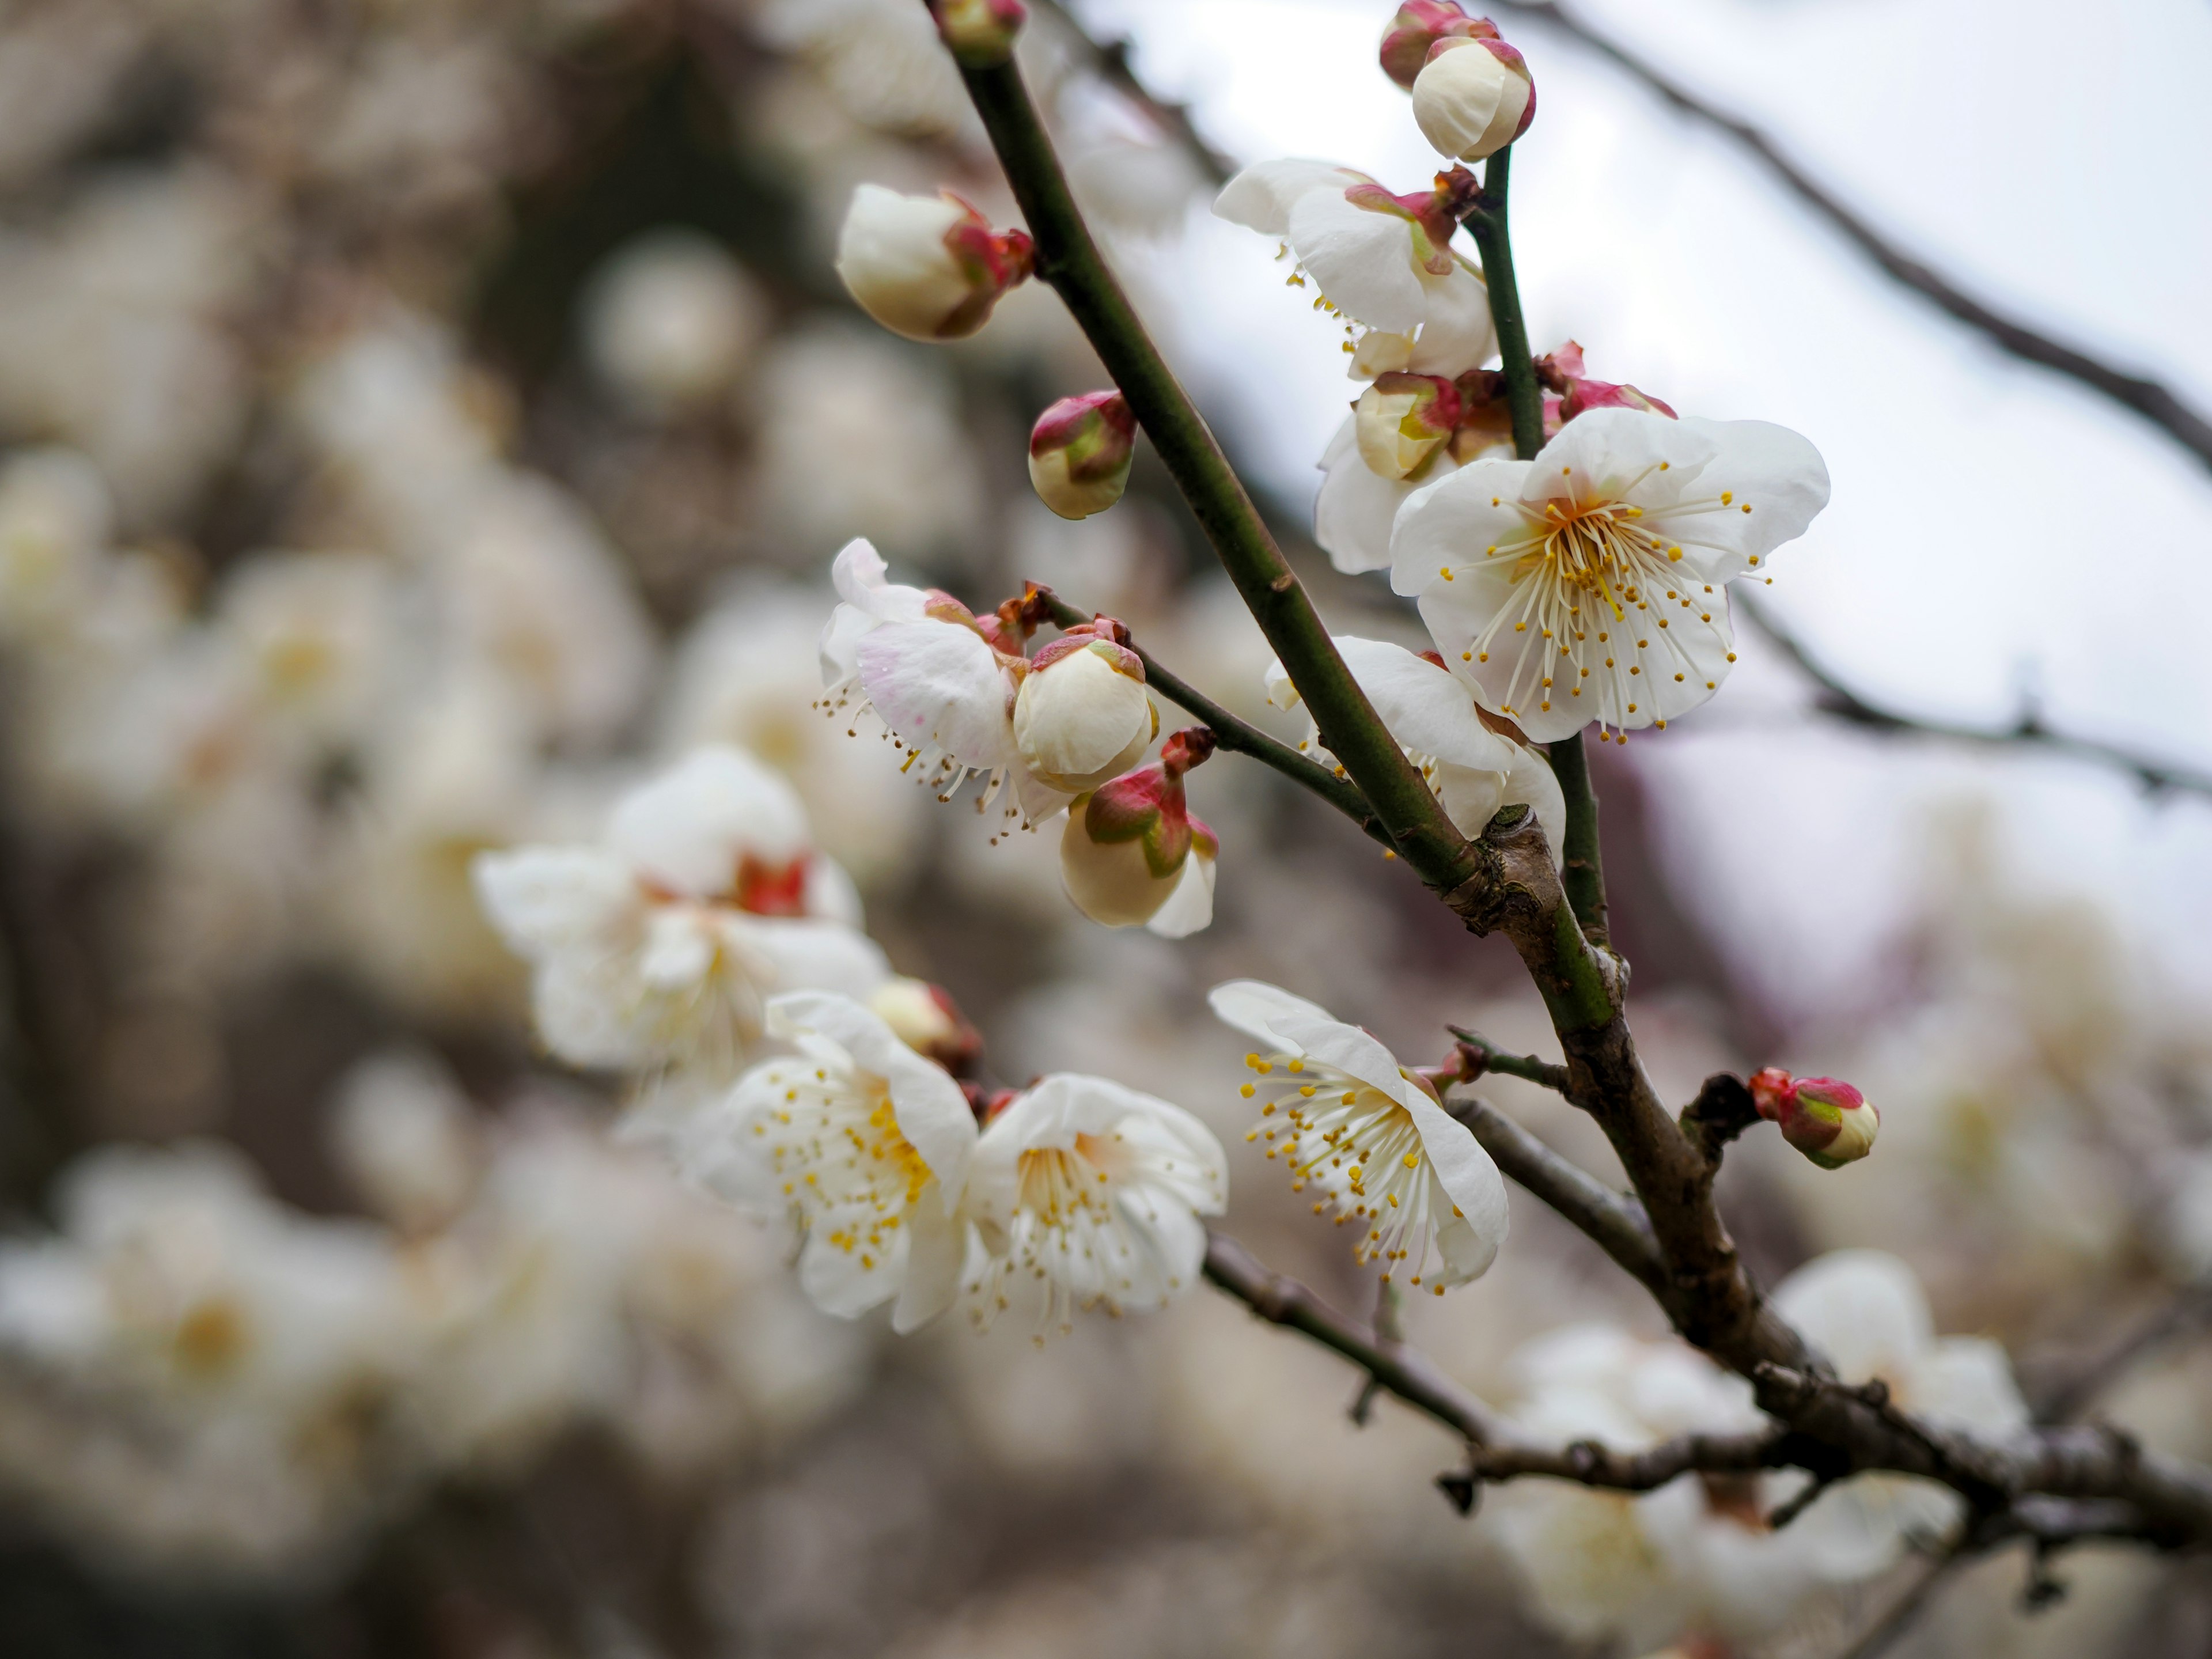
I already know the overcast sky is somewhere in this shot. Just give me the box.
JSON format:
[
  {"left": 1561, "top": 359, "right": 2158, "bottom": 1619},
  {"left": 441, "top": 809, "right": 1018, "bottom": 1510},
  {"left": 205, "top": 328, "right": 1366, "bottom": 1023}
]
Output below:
[{"left": 1082, "top": 0, "right": 2212, "bottom": 1024}]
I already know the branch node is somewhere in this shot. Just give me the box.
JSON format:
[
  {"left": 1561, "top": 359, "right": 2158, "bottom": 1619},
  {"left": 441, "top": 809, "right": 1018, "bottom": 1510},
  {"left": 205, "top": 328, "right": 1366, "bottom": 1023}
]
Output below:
[{"left": 1435, "top": 1467, "right": 1480, "bottom": 1516}]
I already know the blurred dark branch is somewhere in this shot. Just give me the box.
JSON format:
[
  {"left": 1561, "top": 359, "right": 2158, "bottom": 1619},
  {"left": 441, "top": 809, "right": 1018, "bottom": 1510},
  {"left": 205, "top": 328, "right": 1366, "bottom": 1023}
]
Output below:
[
  {"left": 1738, "top": 594, "right": 2212, "bottom": 800},
  {"left": 1024, "top": 585, "right": 1394, "bottom": 847},
  {"left": 2035, "top": 1285, "right": 2212, "bottom": 1425},
  {"left": 1492, "top": 0, "right": 2212, "bottom": 474},
  {"left": 1202, "top": 1232, "right": 1506, "bottom": 1443},
  {"left": 1033, "top": 0, "right": 1234, "bottom": 186}
]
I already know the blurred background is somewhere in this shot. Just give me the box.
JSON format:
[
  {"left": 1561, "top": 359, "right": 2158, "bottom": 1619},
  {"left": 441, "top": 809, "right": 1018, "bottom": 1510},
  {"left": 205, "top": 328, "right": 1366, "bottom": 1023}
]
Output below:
[{"left": 0, "top": 0, "right": 2208, "bottom": 1655}]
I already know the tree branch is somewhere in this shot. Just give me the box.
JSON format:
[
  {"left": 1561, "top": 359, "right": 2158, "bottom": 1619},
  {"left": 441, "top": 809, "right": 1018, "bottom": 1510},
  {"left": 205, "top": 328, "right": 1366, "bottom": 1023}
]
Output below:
[
  {"left": 1025, "top": 584, "right": 1395, "bottom": 847},
  {"left": 1493, "top": 0, "right": 2212, "bottom": 474},
  {"left": 2035, "top": 1285, "right": 2212, "bottom": 1425},
  {"left": 1739, "top": 593, "right": 2212, "bottom": 801},
  {"left": 1543, "top": 731, "right": 1611, "bottom": 948},
  {"left": 1445, "top": 1027, "right": 1574, "bottom": 1096},
  {"left": 948, "top": 43, "right": 1486, "bottom": 900},
  {"left": 1448, "top": 1093, "right": 1665, "bottom": 1294},
  {"left": 1202, "top": 1232, "right": 1505, "bottom": 1444}
]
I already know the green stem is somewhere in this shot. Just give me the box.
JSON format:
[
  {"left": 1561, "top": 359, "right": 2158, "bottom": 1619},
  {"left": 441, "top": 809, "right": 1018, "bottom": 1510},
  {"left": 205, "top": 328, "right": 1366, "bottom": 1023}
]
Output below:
[
  {"left": 1465, "top": 145, "right": 1609, "bottom": 947},
  {"left": 953, "top": 54, "right": 1479, "bottom": 896},
  {"left": 1029, "top": 586, "right": 1395, "bottom": 850}
]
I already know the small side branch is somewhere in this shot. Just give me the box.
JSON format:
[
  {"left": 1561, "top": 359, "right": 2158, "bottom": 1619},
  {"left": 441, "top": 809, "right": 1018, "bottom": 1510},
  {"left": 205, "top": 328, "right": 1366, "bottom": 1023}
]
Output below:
[
  {"left": 1445, "top": 1027, "right": 1573, "bottom": 1096},
  {"left": 1468, "top": 1422, "right": 1786, "bottom": 1494},
  {"left": 1677, "top": 1072, "right": 1760, "bottom": 1169},
  {"left": 2035, "top": 1286, "right": 2212, "bottom": 1424},
  {"left": 1493, "top": 0, "right": 2212, "bottom": 475},
  {"left": 1448, "top": 1095, "right": 1666, "bottom": 1294},
  {"left": 1741, "top": 594, "right": 2212, "bottom": 801},
  {"left": 1202, "top": 1233, "right": 1506, "bottom": 1445},
  {"left": 1026, "top": 585, "right": 1393, "bottom": 847}
]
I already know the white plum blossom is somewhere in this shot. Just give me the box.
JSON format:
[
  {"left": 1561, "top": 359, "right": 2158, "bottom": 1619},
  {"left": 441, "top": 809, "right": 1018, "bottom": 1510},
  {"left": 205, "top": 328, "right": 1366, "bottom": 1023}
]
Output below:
[
  {"left": 1772, "top": 1249, "right": 2031, "bottom": 1579},
  {"left": 817, "top": 536, "right": 1071, "bottom": 830},
  {"left": 1489, "top": 1324, "right": 1829, "bottom": 1650},
  {"left": 686, "top": 991, "right": 978, "bottom": 1332},
  {"left": 1264, "top": 635, "right": 1564, "bottom": 856},
  {"left": 582, "top": 229, "right": 764, "bottom": 412},
  {"left": 0, "top": 444, "right": 109, "bottom": 632},
  {"left": 1391, "top": 406, "right": 1831, "bottom": 740},
  {"left": 472, "top": 745, "right": 888, "bottom": 1106},
  {"left": 963, "top": 1074, "right": 1228, "bottom": 1334},
  {"left": 1209, "top": 979, "right": 1507, "bottom": 1291}
]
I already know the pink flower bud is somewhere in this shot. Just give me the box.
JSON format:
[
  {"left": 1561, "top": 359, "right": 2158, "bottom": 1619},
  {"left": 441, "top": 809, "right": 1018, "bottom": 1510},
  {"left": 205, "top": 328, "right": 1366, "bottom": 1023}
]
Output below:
[
  {"left": 1378, "top": 2, "right": 1498, "bottom": 91},
  {"left": 1027, "top": 390, "right": 1137, "bottom": 520},
  {"left": 1059, "top": 729, "right": 1217, "bottom": 935},
  {"left": 869, "top": 976, "right": 983, "bottom": 1071},
  {"left": 1751, "top": 1067, "right": 1880, "bottom": 1170},
  {"left": 835, "top": 184, "right": 1035, "bottom": 343},
  {"left": 1411, "top": 34, "right": 1535, "bottom": 163},
  {"left": 1354, "top": 371, "right": 1463, "bottom": 480},
  {"left": 930, "top": 0, "right": 1025, "bottom": 66},
  {"left": 1013, "top": 622, "right": 1154, "bottom": 792},
  {"left": 1560, "top": 377, "right": 1677, "bottom": 421}
]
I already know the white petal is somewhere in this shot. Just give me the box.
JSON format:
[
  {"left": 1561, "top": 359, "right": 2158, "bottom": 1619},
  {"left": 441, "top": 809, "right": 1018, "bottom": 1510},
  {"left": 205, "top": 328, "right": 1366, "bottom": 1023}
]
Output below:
[
  {"left": 1335, "top": 635, "right": 1513, "bottom": 771},
  {"left": 1506, "top": 743, "right": 1569, "bottom": 866},
  {"left": 891, "top": 1189, "right": 967, "bottom": 1333},
  {"left": 1522, "top": 407, "right": 1722, "bottom": 512},
  {"left": 1917, "top": 1337, "right": 2029, "bottom": 1436},
  {"left": 764, "top": 990, "right": 974, "bottom": 1194},
  {"left": 1406, "top": 1094, "right": 1509, "bottom": 1281},
  {"left": 1772, "top": 1249, "right": 1934, "bottom": 1382},
  {"left": 1317, "top": 415, "right": 1444, "bottom": 576},
  {"left": 855, "top": 617, "right": 1016, "bottom": 772},
  {"left": 606, "top": 745, "right": 813, "bottom": 898},
  {"left": 1406, "top": 262, "right": 1496, "bottom": 374},
  {"left": 1213, "top": 158, "right": 1367, "bottom": 236},
  {"left": 736, "top": 918, "right": 891, "bottom": 1003},
  {"left": 1145, "top": 843, "right": 1215, "bottom": 938},
  {"left": 1650, "top": 416, "right": 1832, "bottom": 582},
  {"left": 637, "top": 908, "right": 716, "bottom": 990},
  {"left": 1287, "top": 190, "right": 1429, "bottom": 332},
  {"left": 798, "top": 1224, "right": 903, "bottom": 1319},
  {"left": 1388, "top": 456, "right": 1532, "bottom": 598},
  {"left": 1207, "top": 979, "right": 1407, "bottom": 1101},
  {"left": 802, "top": 854, "right": 865, "bottom": 929},
  {"left": 473, "top": 846, "right": 636, "bottom": 956},
  {"left": 830, "top": 536, "right": 929, "bottom": 622}
]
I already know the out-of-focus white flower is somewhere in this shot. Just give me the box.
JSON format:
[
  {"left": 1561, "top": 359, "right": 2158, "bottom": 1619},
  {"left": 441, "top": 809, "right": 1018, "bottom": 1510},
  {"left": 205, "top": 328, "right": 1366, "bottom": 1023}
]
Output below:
[
  {"left": 209, "top": 550, "right": 395, "bottom": 755},
  {"left": 329, "top": 1050, "right": 483, "bottom": 1236},
  {"left": 584, "top": 230, "right": 766, "bottom": 413},
  {"left": 835, "top": 184, "right": 1034, "bottom": 343},
  {"left": 0, "top": 445, "right": 109, "bottom": 633},
  {"left": 472, "top": 745, "right": 889, "bottom": 1100},
  {"left": 1213, "top": 158, "right": 1493, "bottom": 342},
  {"left": 1027, "top": 390, "right": 1137, "bottom": 520},
  {"left": 0, "top": 6, "right": 149, "bottom": 191},
  {"left": 1490, "top": 1324, "right": 1825, "bottom": 1650},
  {"left": 1411, "top": 34, "right": 1535, "bottom": 164},
  {"left": 1059, "top": 728, "right": 1217, "bottom": 937},
  {"left": 1012, "top": 622, "right": 1154, "bottom": 791},
  {"left": 817, "top": 537, "right": 1070, "bottom": 830},
  {"left": 1066, "top": 139, "right": 1205, "bottom": 241},
  {"left": 1391, "top": 407, "right": 1831, "bottom": 740},
  {"left": 1209, "top": 979, "right": 1507, "bottom": 1290},
  {"left": 758, "top": 0, "right": 975, "bottom": 138},
  {"left": 1264, "top": 635, "right": 1563, "bottom": 855},
  {"left": 751, "top": 323, "right": 983, "bottom": 561},
  {"left": 964, "top": 1074, "right": 1226, "bottom": 1332},
  {"left": 1772, "top": 1249, "right": 2031, "bottom": 1578},
  {"left": 2160, "top": 1149, "right": 2212, "bottom": 1282},
  {"left": 687, "top": 991, "right": 978, "bottom": 1332},
  {"left": 661, "top": 581, "right": 928, "bottom": 884}
]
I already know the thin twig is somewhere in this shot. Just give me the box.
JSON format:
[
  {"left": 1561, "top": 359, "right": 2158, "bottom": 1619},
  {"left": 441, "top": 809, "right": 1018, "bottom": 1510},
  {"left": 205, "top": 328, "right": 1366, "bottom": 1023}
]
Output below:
[
  {"left": 1025, "top": 584, "right": 1395, "bottom": 847},
  {"left": 2036, "top": 1285, "right": 2212, "bottom": 1425},
  {"left": 1493, "top": 0, "right": 2212, "bottom": 474},
  {"left": 1738, "top": 593, "right": 2212, "bottom": 800},
  {"left": 1202, "top": 1232, "right": 1505, "bottom": 1444},
  {"left": 1833, "top": 1541, "right": 1972, "bottom": 1659},
  {"left": 1447, "top": 1094, "right": 1665, "bottom": 1294},
  {"left": 1445, "top": 1027, "right": 1573, "bottom": 1096}
]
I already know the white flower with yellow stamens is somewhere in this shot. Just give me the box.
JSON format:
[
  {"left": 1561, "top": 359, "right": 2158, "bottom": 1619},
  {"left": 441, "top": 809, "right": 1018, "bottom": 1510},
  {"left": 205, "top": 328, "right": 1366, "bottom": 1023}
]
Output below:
[
  {"left": 1389, "top": 407, "right": 1829, "bottom": 741},
  {"left": 684, "top": 991, "right": 976, "bottom": 1333},
  {"left": 1207, "top": 979, "right": 1508, "bottom": 1292},
  {"left": 963, "top": 1074, "right": 1226, "bottom": 1335}
]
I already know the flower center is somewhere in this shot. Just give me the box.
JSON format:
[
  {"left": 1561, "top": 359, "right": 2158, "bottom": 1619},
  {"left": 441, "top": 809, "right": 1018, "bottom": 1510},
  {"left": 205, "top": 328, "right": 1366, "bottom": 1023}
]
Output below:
[{"left": 1536, "top": 499, "right": 1668, "bottom": 616}]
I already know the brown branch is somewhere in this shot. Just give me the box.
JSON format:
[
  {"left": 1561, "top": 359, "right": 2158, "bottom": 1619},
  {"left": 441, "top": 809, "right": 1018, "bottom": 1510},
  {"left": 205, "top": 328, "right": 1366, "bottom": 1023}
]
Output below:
[
  {"left": 1677, "top": 1071, "right": 1760, "bottom": 1169},
  {"left": 1202, "top": 1232, "right": 1505, "bottom": 1444},
  {"left": 1493, "top": 0, "right": 2212, "bottom": 474},
  {"left": 1740, "top": 593, "right": 2212, "bottom": 801},
  {"left": 1445, "top": 1027, "right": 1573, "bottom": 1096},
  {"left": 1448, "top": 1094, "right": 1664, "bottom": 1295}
]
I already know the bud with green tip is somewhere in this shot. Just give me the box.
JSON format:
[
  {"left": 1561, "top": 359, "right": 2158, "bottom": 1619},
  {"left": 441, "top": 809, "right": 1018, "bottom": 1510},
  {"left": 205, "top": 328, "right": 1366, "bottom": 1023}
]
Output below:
[
  {"left": 1354, "top": 371, "right": 1463, "bottom": 480},
  {"left": 1060, "top": 728, "right": 1218, "bottom": 937},
  {"left": 1751, "top": 1067, "right": 1879, "bottom": 1169},
  {"left": 931, "top": 0, "right": 1026, "bottom": 66},
  {"left": 1027, "top": 390, "right": 1137, "bottom": 520}
]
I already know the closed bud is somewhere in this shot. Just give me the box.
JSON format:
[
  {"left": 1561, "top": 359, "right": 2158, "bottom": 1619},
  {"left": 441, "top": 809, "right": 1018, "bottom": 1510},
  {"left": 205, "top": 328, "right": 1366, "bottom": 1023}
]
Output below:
[
  {"left": 869, "top": 976, "right": 984, "bottom": 1071},
  {"left": 931, "top": 0, "right": 1026, "bottom": 65},
  {"left": 1013, "top": 623, "right": 1155, "bottom": 792},
  {"left": 1411, "top": 35, "right": 1535, "bottom": 163},
  {"left": 1060, "top": 729, "right": 1218, "bottom": 935},
  {"left": 1751, "top": 1067, "right": 1880, "bottom": 1170},
  {"left": 1028, "top": 391, "right": 1137, "bottom": 519},
  {"left": 835, "top": 184, "right": 1035, "bottom": 343},
  {"left": 1354, "top": 371, "right": 1463, "bottom": 480},
  {"left": 1379, "top": 2, "right": 1496, "bottom": 90},
  {"left": 1560, "top": 376, "right": 1677, "bottom": 422}
]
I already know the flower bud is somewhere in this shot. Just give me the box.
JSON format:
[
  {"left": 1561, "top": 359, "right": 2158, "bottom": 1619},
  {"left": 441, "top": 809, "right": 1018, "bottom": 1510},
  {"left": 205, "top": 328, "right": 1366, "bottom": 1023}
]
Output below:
[
  {"left": 1411, "top": 35, "right": 1535, "bottom": 164},
  {"left": 1060, "top": 729, "right": 1218, "bottom": 934},
  {"left": 1379, "top": 2, "right": 1495, "bottom": 90},
  {"left": 835, "top": 184, "right": 1035, "bottom": 343},
  {"left": 1751, "top": 1067, "right": 1880, "bottom": 1170},
  {"left": 1354, "top": 372, "right": 1462, "bottom": 480},
  {"left": 1027, "top": 391, "right": 1137, "bottom": 520},
  {"left": 869, "top": 976, "right": 984, "bottom": 1071},
  {"left": 1559, "top": 377, "right": 1677, "bottom": 422},
  {"left": 931, "top": 0, "right": 1025, "bottom": 65},
  {"left": 1013, "top": 624, "right": 1156, "bottom": 792}
]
